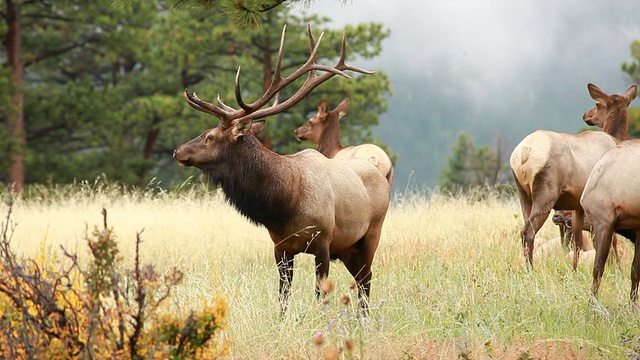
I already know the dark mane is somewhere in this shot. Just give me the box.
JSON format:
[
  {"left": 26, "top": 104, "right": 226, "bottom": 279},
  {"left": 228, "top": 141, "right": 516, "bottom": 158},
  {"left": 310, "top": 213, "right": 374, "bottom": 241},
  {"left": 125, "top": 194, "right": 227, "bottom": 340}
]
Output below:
[{"left": 205, "top": 134, "right": 299, "bottom": 230}]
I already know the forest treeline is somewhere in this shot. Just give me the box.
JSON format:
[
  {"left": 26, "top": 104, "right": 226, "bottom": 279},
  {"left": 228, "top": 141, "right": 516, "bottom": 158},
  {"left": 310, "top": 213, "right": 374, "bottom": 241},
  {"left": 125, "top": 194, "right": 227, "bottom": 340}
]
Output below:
[
  {"left": 2, "top": 0, "right": 640, "bottom": 193},
  {"left": 0, "top": 0, "right": 391, "bottom": 191}
]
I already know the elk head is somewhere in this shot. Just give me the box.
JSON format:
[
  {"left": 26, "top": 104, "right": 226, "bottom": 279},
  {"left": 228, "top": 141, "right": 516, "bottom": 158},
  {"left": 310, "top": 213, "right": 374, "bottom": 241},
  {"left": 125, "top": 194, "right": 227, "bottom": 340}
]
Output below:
[
  {"left": 173, "top": 25, "right": 373, "bottom": 175},
  {"left": 294, "top": 98, "right": 349, "bottom": 142},
  {"left": 583, "top": 83, "right": 637, "bottom": 140}
]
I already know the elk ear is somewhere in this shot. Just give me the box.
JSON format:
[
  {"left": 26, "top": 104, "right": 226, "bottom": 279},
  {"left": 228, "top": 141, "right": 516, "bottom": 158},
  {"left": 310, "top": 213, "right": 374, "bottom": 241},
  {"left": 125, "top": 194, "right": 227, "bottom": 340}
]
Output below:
[
  {"left": 587, "top": 83, "right": 608, "bottom": 102},
  {"left": 317, "top": 99, "right": 329, "bottom": 119},
  {"left": 625, "top": 84, "right": 638, "bottom": 102},
  {"left": 231, "top": 118, "right": 253, "bottom": 140},
  {"left": 250, "top": 120, "right": 266, "bottom": 136},
  {"left": 335, "top": 98, "right": 350, "bottom": 120}
]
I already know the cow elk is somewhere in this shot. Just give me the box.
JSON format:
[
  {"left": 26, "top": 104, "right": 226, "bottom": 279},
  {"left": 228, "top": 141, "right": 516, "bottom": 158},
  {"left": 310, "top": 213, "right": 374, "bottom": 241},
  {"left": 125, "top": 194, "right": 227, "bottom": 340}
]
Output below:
[
  {"left": 510, "top": 83, "right": 637, "bottom": 270},
  {"left": 173, "top": 25, "right": 390, "bottom": 315},
  {"left": 294, "top": 98, "right": 394, "bottom": 186},
  {"left": 581, "top": 139, "right": 640, "bottom": 304}
]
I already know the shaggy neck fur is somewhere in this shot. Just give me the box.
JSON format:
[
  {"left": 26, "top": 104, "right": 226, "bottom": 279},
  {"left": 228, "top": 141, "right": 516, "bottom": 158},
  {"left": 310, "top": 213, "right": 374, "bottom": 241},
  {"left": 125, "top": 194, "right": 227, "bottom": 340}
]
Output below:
[
  {"left": 206, "top": 134, "right": 299, "bottom": 230},
  {"left": 316, "top": 121, "right": 343, "bottom": 158}
]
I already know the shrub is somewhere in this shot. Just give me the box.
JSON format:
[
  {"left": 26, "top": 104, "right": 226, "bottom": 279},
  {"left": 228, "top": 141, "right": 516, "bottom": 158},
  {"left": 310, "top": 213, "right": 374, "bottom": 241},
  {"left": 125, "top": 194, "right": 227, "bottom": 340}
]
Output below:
[{"left": 0, "top": 193, "right": 228, "bottom": 359}]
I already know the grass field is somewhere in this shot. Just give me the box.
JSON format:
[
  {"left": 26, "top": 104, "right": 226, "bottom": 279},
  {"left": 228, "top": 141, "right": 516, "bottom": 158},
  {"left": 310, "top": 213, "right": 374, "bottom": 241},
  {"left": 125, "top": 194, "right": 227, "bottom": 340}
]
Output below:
[{"left": 4, "top": 183, "right": 640, "bottom": 359}]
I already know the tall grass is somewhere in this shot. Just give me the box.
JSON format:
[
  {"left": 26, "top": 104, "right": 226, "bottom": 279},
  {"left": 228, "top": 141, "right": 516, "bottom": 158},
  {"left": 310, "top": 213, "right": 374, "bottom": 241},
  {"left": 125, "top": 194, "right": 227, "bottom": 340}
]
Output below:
[{"left": 4, "top": 183, "right": 639, "bottom": 359}]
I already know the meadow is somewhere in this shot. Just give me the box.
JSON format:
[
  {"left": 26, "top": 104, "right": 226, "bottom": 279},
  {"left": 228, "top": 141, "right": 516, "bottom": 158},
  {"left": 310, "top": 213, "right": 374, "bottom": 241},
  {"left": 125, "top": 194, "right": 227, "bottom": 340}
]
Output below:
[{"left": 3, "top": 182, "right": 640, "bottom": 359}]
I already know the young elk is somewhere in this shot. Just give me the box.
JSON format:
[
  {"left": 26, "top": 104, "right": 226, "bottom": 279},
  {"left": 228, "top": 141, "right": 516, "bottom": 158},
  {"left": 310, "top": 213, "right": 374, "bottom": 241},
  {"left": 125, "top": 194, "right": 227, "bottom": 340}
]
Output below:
[
  {"left": 551, "top": 210, "right": 624, "bottom": 269},
  {"left": 294, "top": 98, "right": 394, "bottom": 186},
  {"left": 581, "top": 140, "right": 640, "bottom": 304},
  {"left": 173, "top": 26, "right": 390, "bottom": 315},
  {"left": 551, "top": 210, "right": 576, "bottom": 251},
  {"left": 510, "top": 83, "right": 637, "bottom": 270}
]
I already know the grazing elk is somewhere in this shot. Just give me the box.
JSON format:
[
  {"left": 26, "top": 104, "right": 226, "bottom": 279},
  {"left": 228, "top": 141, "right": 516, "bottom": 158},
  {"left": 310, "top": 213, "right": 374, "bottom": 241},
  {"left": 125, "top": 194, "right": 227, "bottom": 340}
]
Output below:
[
  {"left": 551, "top": 210, "right": 576, "bottom": 251},
  {"left": 294, "top": 98, "right": 394, "bottom": 186},
  {"left": 581, "top": 140, "right": 640, "bottom": 304},
  {"left": 510, "top": 83, "right": 637, "bottom": 269},
  {"left": 173, "top": 25, "right": 390, "bottom": 315},
  {"left": 551, "top": 210, "right": 624, "bottom": 269}
]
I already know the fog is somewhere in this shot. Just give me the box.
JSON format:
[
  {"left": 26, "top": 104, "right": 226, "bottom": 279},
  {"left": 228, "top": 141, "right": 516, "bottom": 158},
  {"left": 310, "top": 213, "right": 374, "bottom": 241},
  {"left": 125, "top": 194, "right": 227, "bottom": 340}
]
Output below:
[{"left": 294, "top": 0, "right": 640, "bottom": 190}]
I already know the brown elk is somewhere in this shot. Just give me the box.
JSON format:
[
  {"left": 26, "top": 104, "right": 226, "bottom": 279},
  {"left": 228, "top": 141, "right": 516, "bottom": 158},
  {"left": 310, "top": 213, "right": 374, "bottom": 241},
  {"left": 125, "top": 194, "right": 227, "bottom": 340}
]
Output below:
[
  {"left": 173, "top": 26, "right": 390, "bottom": 315},
  {"left": 581, "top": 140, "right": 640, "bottom": 303},
  {"left": 294, "top": 98, "right": 394, "bottom": 186},
  {"left": 510, "top": 83, "right": 637, "bottom": 270},
  {"left": 551, "top": 209, "right": 625, "bottom": 269},
  {"left": 551, "top": 210, "right": 574, "bottom": 250}
]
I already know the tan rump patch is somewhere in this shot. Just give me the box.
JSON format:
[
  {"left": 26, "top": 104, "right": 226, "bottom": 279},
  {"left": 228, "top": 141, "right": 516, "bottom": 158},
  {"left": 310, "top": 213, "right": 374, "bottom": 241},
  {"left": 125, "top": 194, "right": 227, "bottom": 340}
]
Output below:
[{"left": 510, "top": 131, "right": 552, "bottom": 188}]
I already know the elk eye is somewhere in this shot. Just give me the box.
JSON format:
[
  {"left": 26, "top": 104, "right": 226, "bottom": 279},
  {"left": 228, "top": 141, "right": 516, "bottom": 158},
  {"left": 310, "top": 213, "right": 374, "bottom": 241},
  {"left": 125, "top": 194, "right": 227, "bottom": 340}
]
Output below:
[{"left": 206, "top": 134, "right": 214, "bottom": 142}]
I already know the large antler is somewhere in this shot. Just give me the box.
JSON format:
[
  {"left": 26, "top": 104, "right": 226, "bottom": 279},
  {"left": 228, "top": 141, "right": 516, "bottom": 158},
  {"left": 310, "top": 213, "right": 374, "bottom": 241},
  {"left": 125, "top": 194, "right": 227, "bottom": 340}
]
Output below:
[{"left": 184, "top": 24, "right": 374, "bottom": 125}]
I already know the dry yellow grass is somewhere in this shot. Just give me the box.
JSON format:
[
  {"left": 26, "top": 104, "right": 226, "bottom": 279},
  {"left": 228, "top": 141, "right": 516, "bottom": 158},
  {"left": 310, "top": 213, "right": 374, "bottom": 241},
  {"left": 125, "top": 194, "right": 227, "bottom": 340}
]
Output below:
[{"left": 3, "top": 186, "right": 638, "bottom": 359}]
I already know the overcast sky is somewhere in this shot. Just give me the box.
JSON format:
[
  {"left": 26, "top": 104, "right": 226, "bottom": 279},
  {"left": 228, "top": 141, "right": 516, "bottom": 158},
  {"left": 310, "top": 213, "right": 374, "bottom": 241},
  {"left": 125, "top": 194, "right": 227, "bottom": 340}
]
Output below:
[
  {"left": 296, "top": 0, "right": 639, "bottom": 89},
  {"left": 293, "top": 0, "right": 640, "bottom": 189}
]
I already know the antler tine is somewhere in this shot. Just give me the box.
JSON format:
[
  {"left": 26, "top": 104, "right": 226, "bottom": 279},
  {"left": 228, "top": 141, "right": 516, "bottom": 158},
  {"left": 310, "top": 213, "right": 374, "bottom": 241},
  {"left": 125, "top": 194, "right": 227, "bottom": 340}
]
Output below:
[
  {"left": 235, "top": 25, "right": 288, "bottom": 114},
  {"left": 216, "top": 94, "right": 235, "bottom": 111},
  {"left": 272, "top": 24, "right": 287, "bottom": 87},
  {"left": 336, "top": 33, "right": 376, "bottom": 75},
  {"left": 184, "top": 89, "right": 235, "bottom": 122},
  {"left": 228, "top": 25, "right": 374, "bottom": 123},
  {"left": 307, "top": 24, "right": 316, "bottom": 54},
  {"left": 234, "top": 66, "right": 251, "bottom": 112}
]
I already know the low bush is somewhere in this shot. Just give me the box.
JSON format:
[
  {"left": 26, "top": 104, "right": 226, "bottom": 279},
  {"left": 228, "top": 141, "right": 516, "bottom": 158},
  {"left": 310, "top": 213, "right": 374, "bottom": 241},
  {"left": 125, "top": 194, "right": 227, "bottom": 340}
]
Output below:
[{"left": 0, "top": 192, "right": 228, "bottom": 359}]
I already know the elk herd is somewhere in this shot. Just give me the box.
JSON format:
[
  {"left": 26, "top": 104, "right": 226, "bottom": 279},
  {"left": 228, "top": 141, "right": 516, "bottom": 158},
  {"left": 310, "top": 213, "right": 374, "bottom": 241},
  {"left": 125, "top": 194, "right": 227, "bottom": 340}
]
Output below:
[
  {"left": 511, "top": 82, "right": 639, "bottom": 303},
  {"left": 173, "top": 25, "right": 640, "bottom": 314}
]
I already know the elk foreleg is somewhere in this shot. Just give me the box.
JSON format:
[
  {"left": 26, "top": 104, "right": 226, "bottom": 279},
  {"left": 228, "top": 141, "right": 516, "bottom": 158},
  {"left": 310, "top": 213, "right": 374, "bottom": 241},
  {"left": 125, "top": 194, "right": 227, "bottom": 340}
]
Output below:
[
  {"left": 591, "top": 224, "right": 614, "bottom": 299},
  {"left": 274, "top": 249, "right": 295, "bottom": 316},
  {"left": 612, "top": 235, "right": 623, "bottom": 273},
  {"left": 559, "top": 224, "right": 571, "bottom": 251},
  {"left": 571, "top": 209, "right": 586, "bottom": 271}
]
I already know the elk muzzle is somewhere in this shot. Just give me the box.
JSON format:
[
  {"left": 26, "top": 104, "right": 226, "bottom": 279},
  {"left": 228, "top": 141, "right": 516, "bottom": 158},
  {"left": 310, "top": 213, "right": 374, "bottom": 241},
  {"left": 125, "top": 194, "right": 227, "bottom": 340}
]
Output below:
[
  {"left": 551, "top": 212, "right": 565, "bottom": 225},
  {"left": 173, "top": 146, "right": 193, "bottom": 167},
  {"left": 294, "top": 127, "right": 307, "bottom": 141},
  {"left": 294, "top": 120, "right": 319, "bottom": 142},
  {"left": 583, "top": 108, "right": 596, "bottom": 126}
]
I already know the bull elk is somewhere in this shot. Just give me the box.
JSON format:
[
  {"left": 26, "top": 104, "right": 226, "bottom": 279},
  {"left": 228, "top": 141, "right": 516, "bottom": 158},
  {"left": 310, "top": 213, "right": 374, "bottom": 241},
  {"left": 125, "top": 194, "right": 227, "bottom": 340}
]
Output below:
[
  {"left": 173, "top": 25, "right": 390, "bottom": 315},
  {"left": 510, "top": 83, "right": 637, "bottom": 269},
  {"left": 294, "top": 98, "right": 394, "bottom": 186}
]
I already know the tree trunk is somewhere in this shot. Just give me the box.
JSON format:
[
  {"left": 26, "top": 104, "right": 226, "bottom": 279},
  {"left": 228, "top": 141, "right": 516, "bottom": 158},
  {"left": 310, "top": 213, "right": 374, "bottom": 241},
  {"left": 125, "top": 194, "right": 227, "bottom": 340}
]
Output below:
[
  {"left": 138, "top": 117, "right": 160, "bottom": 182},
  {"left": 5, "top": 0, "right": 25, "bottom": 192}
]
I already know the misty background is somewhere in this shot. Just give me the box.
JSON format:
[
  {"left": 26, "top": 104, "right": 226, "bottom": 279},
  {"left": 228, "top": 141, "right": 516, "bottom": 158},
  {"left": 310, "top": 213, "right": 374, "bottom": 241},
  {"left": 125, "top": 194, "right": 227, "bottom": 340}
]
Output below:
[{"left": 293, "top": 0, "right": 640, "bottom": 192}]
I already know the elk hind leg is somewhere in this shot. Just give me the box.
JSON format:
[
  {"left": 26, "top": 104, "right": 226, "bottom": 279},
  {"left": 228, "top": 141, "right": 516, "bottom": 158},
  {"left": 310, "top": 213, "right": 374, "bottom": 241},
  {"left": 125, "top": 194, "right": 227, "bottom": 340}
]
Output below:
[
  {"left": 343, "top": 230, "right": 381, "bottom": 315},
  {"left": 274, "top": 249, "right": 295, "bottom": 316},
  {"left": 591, "top": 224, "right": 615, "bottom": 299},
  {"left": 342, "top": 251, "right": 372, "bottom": 310},
  {"left": 314, "top": 243, "right": 331, "bottom": 301},
  {"left": 630, "top": 230, "right": 640, "bottom": 305},
  {"left": 521, "top": 201, "right": 553, "bottom": 268}
]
